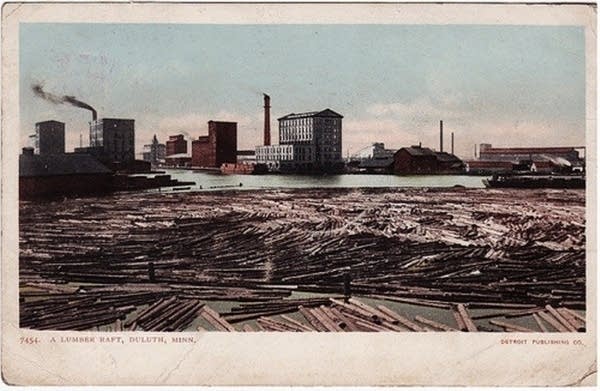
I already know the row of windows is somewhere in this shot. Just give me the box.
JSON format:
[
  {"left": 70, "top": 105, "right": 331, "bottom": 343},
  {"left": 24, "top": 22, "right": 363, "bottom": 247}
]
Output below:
[
  {"left": 281, "top": 129, "right": 313, "bottom": 142},
  {"left": 282, "top": 118, "right": 313, "bottom": 127}
]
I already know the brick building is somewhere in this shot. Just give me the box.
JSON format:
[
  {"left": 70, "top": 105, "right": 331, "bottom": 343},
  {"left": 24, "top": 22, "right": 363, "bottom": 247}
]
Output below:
[
  {"left": 393, "top": 146, "right": 464, "bottom": 175},
  {"left": 166, "top": 134, "right": 188, "bottom": 156},
  {"left": 191, "top": 121, "right": 237, "bottom": 168}
]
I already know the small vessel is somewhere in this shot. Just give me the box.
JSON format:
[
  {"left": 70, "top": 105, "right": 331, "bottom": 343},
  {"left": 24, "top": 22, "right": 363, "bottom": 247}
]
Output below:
[{"left": 483, "top": 174, "right": 585, "bottom": 189}]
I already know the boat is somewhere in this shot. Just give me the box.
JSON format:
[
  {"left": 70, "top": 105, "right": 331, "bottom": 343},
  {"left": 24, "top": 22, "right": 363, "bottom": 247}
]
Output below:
[{"left": 483, "top": 174, "right": 585, "bottom": 189}]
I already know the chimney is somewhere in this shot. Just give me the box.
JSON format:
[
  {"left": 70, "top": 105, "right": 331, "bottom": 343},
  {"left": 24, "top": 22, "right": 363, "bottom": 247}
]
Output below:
[
  {"left": 451, "top": 132, "right": 454, "bottom": 155},
  {"left": 263, "top": 93, "right": 271, "bottom": 146},
  {"left": 439, "top": 120, "right": 444, "bottom": 152}
]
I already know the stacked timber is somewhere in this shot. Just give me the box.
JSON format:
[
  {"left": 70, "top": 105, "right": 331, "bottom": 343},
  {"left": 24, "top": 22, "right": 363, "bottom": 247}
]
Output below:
[{"left": 19, "top": 187, "right": 586, "bottom": 331}]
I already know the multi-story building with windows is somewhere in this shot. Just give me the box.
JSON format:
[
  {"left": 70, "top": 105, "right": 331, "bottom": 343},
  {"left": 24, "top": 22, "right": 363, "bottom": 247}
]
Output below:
[
  {"left": 89, "top": 118, "right": 135, "bottom": 163},
  {"left": 191, "top": 121, "right": 237, "bottom": 168},
  {"left": 166, "top": 134, "right": 188, "bottom": 156},
  {"left": 142, "top": 135, "right": 166, "bottom": 165},
  {"left": 256, "top": 108, "right": 343, "bottom": 173}
]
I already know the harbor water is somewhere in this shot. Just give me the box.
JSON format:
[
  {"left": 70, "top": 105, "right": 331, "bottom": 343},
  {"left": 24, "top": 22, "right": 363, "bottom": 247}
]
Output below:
[{"left": 152, "top": 169, "right": 488, "bottom": 191}]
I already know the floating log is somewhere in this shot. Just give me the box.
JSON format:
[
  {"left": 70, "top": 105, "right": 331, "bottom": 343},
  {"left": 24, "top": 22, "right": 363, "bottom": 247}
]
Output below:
[
  {"left": 414, "top": 316, "right": 458, "bottom": 332},
  {"left": 489, "top": 320, "right": 536, "bottom": 332},
  {"left": 456, "top": 304, "right": 478, "bottom": 332}
]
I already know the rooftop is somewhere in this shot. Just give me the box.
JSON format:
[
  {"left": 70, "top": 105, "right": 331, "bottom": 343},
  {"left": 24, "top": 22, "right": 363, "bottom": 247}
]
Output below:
[
  {"left": 278, "top": 108, "right": 343, "bottom": 121},
  {"left": 482, "top": 147, "right": 577, "bottom": 154},
  {"left": 35, "top": 120, "right": 64, "bottom": 126}
]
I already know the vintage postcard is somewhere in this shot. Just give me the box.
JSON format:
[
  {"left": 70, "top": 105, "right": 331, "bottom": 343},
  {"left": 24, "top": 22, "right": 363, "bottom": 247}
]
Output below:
[{"left": 1, "top": 1, "right": 596, "bottom": 386}]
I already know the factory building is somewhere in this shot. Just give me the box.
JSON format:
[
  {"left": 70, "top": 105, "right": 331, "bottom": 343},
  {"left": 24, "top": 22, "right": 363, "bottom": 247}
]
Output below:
[
  {"left": 166, "top": 134, "right": 188, "bottom": 156},
  {"left": 351, "top": 142, "right": 396, "bottom": 161},
  {"left": 19, "top": 147, "right": 113, "bottom": 199},
  {"left": 393, "top": 146, "right": 464, "bottom": 175},
  {"left": 466, "top": 143, "right": 584, "bottom": 174},
  {"left": 191, "top": 121, "right": 237, "bottom": 168},
  {"left": 89, "top": 118, "right": 135, "bottom": 163},
  {"left": 32, "top": 120, "right": 65, "bottom": 155},
  {"left": 256, "top": 107, "right": 344, "bottom": 173},
  {"left": 478, "top": 144, "right": 582, "bottom": 164},
  {"left": 348, "top": 142, "right": 397, "bottom": 173},
  {"left": 142, "top": 135, "right": 166, "bottom": 165}
]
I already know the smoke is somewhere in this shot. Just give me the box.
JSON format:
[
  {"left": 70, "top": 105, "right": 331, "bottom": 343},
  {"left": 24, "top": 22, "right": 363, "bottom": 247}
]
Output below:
[{"left": 32, "top": 84, "right": 97, "bottom": 120}]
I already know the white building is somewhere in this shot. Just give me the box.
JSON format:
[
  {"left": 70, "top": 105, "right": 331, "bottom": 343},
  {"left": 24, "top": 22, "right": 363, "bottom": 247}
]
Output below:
[
  {"left": 351, "top": 142, "right": 396, "bottom": 161},
  {"left": 256, "top": 108, "right": 343, "bottom": 172}
]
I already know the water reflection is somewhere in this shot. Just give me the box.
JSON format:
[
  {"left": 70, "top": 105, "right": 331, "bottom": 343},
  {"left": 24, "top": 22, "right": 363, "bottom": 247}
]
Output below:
[{"left": 154, "top": 169, "right": 487, "bottom": 191}]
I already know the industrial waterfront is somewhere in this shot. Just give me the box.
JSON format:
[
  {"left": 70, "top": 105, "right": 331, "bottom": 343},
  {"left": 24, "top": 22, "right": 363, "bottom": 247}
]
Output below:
[{"left": 18, "top": 27, "right": 587, "bottom": 334}]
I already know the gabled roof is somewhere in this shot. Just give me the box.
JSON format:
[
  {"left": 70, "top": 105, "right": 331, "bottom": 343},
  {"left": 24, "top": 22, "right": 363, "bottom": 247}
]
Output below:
[
  {"left": 20, "top": 153, "right": 112, "bottom": 177},
  {"left": 35, "top": 120, "right": 64, "bottom": 126},
  {"left": 435, "top": 152, "right": 462, "bottom": 162},
  {"left": 398, "top": 146, "right": 437, "bottom": 157},
  {"left": 396, "top": 147, "right": 463, "bottom": 163},
  {"left": 278, "top": 108, "right": 343, "bottom": 121}
]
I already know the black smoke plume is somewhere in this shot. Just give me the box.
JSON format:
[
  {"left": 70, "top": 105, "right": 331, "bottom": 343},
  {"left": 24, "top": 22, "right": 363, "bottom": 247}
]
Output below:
[{"left": 32, "top": 84, "right": 97, "bottom": 120}]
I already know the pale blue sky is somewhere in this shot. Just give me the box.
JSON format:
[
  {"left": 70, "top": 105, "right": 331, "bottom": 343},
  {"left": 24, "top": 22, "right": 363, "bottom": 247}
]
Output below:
[{"left": 20, "top": 23, "right": 585, "bottom": 158}]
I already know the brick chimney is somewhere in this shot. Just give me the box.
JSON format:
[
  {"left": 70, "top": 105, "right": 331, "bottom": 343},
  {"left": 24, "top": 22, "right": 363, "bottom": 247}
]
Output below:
[{"left": 263, "top": 93, "right": 271, "bottom": 146}]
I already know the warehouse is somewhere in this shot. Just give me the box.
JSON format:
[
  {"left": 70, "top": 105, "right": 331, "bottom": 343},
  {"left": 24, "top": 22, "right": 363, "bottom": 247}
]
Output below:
[
  {"left": 166, "top": 134, "right": 188, "bottom": 156},
  {"left": 393, "top": 146, "right": 464, "bottom": 175},
  {"left": 478, "top": 144, "right": 583, "bottom": 164},
  {"left": 191, "top": 121, "right": 237, "bottom": 168}
]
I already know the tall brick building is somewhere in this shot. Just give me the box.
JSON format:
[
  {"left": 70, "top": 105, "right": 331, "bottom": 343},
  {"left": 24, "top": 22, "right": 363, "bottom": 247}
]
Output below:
[
  {"left": 191, "top": 121, "right": 237, "bottom": 168},
  {"left": 166, "top": 134, "right": 187, "bottom": 156}
]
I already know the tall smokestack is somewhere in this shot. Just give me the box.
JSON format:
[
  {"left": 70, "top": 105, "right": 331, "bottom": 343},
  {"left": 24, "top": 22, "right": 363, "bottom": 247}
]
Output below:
[
  {"left": 263, "top": 93, "right": 271, "bottom": 146},
  {"left": 451, "top": 132, "right": 454, "bottom": 155},
  {"left": 439, "top": 120, "right": 444, "bottom": 152}
]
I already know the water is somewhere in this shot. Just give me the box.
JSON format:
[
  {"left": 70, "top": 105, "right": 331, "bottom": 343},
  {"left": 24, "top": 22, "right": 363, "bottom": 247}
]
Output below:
[{"left": 154, "top": 169, "right": 488, "bottom": 191}]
